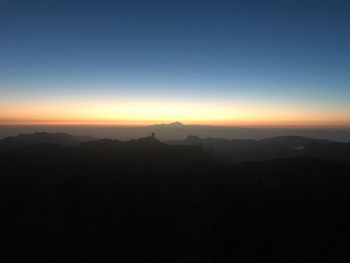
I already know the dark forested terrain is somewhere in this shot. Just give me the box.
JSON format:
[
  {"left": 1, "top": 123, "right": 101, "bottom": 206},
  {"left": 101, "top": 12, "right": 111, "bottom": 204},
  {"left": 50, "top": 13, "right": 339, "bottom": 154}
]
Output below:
[{"left": 1, "top": 133, "right": 350, "bottom": 262}]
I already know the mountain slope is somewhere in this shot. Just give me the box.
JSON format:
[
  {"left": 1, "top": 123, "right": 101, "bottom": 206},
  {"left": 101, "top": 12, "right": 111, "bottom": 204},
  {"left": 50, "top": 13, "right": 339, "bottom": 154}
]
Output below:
[
  {"left": 1, "top": 137, "right": 350, "bottom": 262},
  {"left": 166, "top": 135, "right": 350, "bottom": 162},
  {"left": 0, "top": 132, "right": 94, "bottom": 151}
]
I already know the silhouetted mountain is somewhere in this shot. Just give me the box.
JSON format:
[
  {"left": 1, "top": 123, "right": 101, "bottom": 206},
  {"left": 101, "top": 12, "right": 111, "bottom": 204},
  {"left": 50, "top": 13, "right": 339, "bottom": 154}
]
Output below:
[
  {"left": 167, "top": 135, "right": 350, "bottom": 162},
  {"left": 0, "top": 132, "right": 94, "bottom": 151},
  {"left": 152, "top": 121, "right": 184, "bottom": 127},
  {"left": 2, "top": 123, "right": 350, "bottom": 141},
  {"left": 74, "top": 135, "right": 208, "bottom": 165},
  {"left": 260, "top": 135, "right": 331, "bottom": 146},
  {"left": 1, "top": 133, "right": 350, "bottom": 262}
]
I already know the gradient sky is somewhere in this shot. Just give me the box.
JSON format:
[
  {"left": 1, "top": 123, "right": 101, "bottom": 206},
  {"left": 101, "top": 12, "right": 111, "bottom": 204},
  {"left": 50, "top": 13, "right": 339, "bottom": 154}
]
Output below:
[{"left": 1, "top": 0, "right": 350, "bottom": 126}]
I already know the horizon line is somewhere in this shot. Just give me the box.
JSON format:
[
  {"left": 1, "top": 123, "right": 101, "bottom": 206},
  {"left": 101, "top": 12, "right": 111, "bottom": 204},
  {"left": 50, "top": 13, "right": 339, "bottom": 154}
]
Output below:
[{"left": 1, "top": 121, "right": 350, "bottom": 129}]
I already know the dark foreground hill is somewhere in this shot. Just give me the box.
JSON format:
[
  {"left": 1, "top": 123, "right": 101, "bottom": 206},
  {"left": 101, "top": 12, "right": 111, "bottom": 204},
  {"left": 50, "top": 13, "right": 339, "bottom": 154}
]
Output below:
[
  {"left": 0, "top": 132, "right": 94, "bottom": 151},
  {"left": 2, "top": 132, "right": 350, "bottom": 163},
  {"left": 1, "top": 135, "right": 350, "bottom": 262},
  {"left": 2, "top": 123, "right": 350, "bottom": 142},
  {"left": 167, "top": 135, "right": 350, "bottom": 162}
]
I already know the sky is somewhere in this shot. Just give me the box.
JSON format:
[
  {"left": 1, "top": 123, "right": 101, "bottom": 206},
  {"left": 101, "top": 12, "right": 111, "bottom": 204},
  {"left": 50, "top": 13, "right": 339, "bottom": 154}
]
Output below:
[{"left": 1, "top": 0, "right": 350, "bottom": 127}]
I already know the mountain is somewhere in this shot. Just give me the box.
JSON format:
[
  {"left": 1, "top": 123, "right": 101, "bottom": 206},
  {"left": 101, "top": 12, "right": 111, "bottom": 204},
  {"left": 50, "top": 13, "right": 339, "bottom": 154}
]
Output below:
[
  {"left": 0, "top": 134, "right": 208, "bottom": 166},
  {"left": 2, "top": 123, "right": 350, "bottom": 141},
  {"left": 2, "top": 132, "right": 349, "bottom": 163},
  {"left": 77, "top": 135, "right": 208, "bottom": 165},
  {"left": 260, "top": 135, "right": 331, "bottom": 147},
  {"left": 0, "top": 132, "right": 94, "bottom": 151},
  {"left": 147, "top": 123, "right": 350, "bottom": 142},
  {"left": 166, "top": 135, "right": 350, "bottom": 162},
  {"left": 152, "top": 121, "right": 184, "bottom": 127},
  {"left": 1, "top": 135, "right": 350, "bottom": 262}
]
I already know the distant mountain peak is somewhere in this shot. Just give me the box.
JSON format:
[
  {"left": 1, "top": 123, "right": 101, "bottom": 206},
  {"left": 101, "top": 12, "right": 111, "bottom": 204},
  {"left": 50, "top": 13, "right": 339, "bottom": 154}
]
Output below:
[
  {"left": 167, "top": 121, "right": 184, "bottom": 126},
  {"left": 151, "top": 121, "right": 185, "bottom": 127}
]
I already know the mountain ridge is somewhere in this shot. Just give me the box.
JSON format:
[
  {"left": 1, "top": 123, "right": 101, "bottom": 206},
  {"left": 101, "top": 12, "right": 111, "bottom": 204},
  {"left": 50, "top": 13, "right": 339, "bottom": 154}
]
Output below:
[
  {"left": 166, "top": 135, "right": 350, "bottom": 162},
  {"left": 1, "top": 132, "right": 349, "bottom": 162}
]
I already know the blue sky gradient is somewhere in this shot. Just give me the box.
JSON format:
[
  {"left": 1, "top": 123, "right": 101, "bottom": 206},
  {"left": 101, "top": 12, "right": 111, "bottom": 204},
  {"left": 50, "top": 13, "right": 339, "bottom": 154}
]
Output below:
[{"left": 1, "top": 0, "right": 350, "bottom": 125}]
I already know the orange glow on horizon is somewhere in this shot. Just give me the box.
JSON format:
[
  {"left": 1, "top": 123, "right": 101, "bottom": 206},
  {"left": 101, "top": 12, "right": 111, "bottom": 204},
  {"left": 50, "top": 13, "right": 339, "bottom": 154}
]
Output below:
[
  {"left": 1, "top": 119, "right": 350, "bottom": 128},
  {"left": 1, "top": 99, "right": 350, "bottom": 128}
]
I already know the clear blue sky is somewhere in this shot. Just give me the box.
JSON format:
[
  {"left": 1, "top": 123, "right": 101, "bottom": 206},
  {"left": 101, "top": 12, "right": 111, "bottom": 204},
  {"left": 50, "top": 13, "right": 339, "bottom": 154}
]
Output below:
[{"left": 1, "top": 0, "right": 350, "bottom": 126}]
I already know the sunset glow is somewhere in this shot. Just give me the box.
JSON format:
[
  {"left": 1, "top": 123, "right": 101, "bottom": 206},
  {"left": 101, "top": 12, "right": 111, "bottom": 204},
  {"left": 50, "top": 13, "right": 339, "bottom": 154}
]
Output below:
[
  {"left": 1, "top": 1, "right": 350, "bottom": 129},
  {"left": 1, "top": 99, "right": 350, "bottom": 127}
]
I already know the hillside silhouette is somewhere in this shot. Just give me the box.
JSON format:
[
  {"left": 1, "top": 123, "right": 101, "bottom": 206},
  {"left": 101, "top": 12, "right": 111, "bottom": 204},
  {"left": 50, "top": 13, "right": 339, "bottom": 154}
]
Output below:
[
  {"left": 1, "top": 133, "right": 350, "bottom": 262},
  {"left": 0, "top": 132, "right": 94, "bottom": 151},
  {"left": 3, "top": 123, "right": 350, "bottom": 142},
  {"left": 167, "top": 135, "right": 350, "bottom": 162},
  {"left": 2, "top": 132, "right": 350, "bottom": 162}
]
